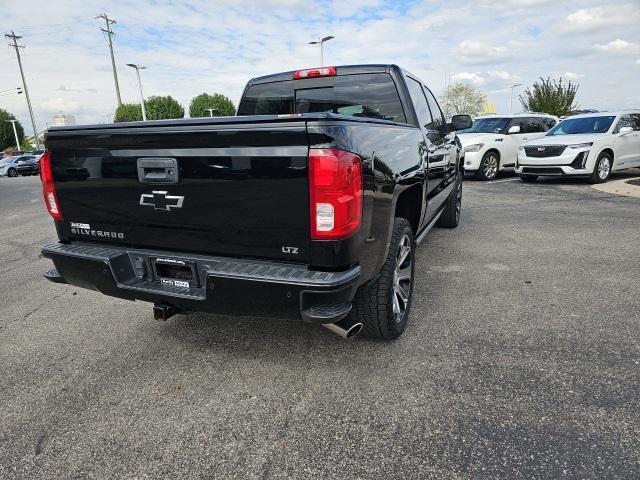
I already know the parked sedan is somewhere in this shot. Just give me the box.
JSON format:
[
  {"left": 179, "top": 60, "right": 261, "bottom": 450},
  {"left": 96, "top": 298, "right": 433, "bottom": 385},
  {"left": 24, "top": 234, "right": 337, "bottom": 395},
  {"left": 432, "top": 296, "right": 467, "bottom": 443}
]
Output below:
[
  {"left": 0, "top": 156, "right": 26, "bottom": 177},
  {"left": 16, "top": 155, "right": 40, "bottom": 176},
  {"left": 516, "top": 111, "right": 640, "bottom": 183}
]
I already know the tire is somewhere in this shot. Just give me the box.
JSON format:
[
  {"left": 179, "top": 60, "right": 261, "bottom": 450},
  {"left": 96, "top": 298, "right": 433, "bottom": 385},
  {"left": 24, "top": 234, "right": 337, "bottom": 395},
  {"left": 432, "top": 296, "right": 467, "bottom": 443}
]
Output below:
[
  {"left": 590, "top": 152, "right": 612, "bottom": 184},
  {"left": 7, "top": 168, "right": 17, "bottom": 177},
  {"left": 437, "top": 172, "right": 462, "bottom": 228},
  {"left": 476, "top": 151, "right": 499, "bottom": 181},
  {"left": 350, "top": 217, "right": 415, "bottom": 340},
  {"left": 519, "top": 174, "right": 538, "bottom": 182}
]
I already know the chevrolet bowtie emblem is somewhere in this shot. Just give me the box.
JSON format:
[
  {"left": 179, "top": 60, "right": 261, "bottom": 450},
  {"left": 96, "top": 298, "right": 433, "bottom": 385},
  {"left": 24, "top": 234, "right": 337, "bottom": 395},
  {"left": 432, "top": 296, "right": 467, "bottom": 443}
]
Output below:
[{"left": 140, "top": 191, "right": 184, "bottom": 211}]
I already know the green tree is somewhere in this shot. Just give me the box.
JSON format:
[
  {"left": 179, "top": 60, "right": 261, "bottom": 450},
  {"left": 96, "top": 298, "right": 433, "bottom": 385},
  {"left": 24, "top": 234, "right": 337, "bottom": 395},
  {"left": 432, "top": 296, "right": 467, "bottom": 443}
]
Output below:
[
  {"left": 440, "top": 83, "right": 487, "bottom": 118},
  {"left": 189, "top": 93, "right": 236, "bottom": 117},
  {"left": 519, "top": 77, "right": 578, "bottom": 117},
  {"left": 20, "top": 137, "right": 33, "bottom": 151},
  {"left": 0, "top": 108, "right": 25, "bottom": 150},
  {"left": 145, "top": 95, "right": 184, "bottom": 120},
  {"left": 114, "top": 103, "right": 143, "bottom": 123}
]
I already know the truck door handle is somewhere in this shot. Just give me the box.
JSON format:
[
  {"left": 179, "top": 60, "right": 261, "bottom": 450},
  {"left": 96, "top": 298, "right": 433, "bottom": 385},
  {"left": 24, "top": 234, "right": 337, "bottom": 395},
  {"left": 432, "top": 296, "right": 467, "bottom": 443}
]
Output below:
[{"left": 137, "top": 158, "right": 179, "bottom": 184}]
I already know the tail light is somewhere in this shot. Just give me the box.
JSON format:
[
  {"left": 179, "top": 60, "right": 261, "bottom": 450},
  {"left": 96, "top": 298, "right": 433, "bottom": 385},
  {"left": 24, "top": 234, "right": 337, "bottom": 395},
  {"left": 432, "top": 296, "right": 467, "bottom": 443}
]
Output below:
[
  {"left": 293, "top": 67, "right": 336, "bottom": 79},
  {"left": 309, "top": 148, "right": 362, "bottom": 240},
  {"left": 39, "top": 151, "right": 63, "bottom": 220}
]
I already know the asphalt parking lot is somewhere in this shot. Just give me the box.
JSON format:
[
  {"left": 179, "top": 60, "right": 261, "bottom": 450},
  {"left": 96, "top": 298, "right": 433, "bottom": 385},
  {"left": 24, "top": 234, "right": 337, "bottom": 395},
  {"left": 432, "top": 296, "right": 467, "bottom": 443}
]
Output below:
[{"left": 1, "top": 172, "right": 639, "bottom": 479}]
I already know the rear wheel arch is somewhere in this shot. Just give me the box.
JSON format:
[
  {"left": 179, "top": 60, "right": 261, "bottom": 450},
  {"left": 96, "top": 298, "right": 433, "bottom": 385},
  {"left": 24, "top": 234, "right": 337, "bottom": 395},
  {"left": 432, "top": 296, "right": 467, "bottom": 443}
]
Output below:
[{"left": 393, "top": 184, "right": 423, "bottom": 234}]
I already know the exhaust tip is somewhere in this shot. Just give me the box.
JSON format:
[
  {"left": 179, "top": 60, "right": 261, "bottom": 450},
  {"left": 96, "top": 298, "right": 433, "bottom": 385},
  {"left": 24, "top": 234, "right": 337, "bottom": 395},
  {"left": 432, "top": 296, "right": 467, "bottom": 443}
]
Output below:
[
  {"left": 322, "top": 318, "right": 363, "bottom": 339},
  {"left": 345, "top": 322, "right": 363, "bottom": 338}
]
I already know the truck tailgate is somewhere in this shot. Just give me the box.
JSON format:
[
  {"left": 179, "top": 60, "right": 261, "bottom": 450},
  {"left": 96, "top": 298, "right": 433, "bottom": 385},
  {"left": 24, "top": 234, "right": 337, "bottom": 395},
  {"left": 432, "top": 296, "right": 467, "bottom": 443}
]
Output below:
[{"left": 45, "top": 121, "right": 311, "bottom": 262}]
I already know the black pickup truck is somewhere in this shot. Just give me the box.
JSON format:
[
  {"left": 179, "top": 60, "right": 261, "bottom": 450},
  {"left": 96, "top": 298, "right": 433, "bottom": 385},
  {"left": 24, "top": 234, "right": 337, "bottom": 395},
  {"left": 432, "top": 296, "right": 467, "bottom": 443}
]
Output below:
[{"left": 41, "top": 64, "right": 471, "bottom": 340}]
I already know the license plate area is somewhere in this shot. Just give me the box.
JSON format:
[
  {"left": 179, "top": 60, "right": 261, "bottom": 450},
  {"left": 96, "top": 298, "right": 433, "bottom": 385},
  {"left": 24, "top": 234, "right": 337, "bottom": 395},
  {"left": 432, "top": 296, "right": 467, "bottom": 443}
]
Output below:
[{"left": 152, "top": 258, "right": 199, "bottom": 288}]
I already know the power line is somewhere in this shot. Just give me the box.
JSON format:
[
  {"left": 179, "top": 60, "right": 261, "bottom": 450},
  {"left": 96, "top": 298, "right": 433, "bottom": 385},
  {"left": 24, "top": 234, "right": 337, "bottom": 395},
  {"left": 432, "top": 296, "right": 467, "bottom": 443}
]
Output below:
[
  {"left": 5, "top": 31, "right": 40, "bottom": 150},
  {"left": 96, "top": 13, "right": 122, "bottom": 107}
]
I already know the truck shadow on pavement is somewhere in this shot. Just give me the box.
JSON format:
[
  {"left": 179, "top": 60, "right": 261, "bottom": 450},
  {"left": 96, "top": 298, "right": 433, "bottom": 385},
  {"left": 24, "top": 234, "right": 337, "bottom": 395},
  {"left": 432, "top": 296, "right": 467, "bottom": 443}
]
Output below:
[{"left": 156, "top": 310, "right": 398, "bottom": 358}]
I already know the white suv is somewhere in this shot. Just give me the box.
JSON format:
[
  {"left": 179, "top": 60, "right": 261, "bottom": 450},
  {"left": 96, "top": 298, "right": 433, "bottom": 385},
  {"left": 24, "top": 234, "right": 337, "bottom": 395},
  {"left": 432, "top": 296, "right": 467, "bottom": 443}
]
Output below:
[
  {"left": 458, "top": 113, "right": 558, "bottom": 180},
  {"left": 516, "top": 111, "right": 640, "bottom": 183}
]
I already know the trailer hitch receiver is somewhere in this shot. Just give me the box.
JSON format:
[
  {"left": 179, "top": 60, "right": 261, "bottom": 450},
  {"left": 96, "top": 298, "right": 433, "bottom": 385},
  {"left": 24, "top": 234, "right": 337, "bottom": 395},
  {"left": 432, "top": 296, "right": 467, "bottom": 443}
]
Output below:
[{"left": 153, "top": 303, "right": 179, "bottom": 321}]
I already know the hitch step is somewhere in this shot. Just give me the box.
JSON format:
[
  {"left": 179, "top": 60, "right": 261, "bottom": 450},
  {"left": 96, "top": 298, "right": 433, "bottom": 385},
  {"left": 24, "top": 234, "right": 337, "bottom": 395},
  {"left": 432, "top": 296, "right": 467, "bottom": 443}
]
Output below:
[{"left": 153, "top": 303, "right": 179, "bottom": 321}]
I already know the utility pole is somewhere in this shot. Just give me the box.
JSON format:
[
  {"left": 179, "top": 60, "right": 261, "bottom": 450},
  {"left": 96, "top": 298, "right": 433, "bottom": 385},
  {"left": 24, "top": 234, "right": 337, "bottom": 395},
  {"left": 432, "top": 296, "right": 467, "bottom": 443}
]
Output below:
[
  {"left": 96, "top": 13, "right": 122, "bottom": 107},
  {"left": 6, "top": 120, "right": 21, "bottom": 149},
  {"left": 5, "top": 31, "right": 40, "bottom": 150}
]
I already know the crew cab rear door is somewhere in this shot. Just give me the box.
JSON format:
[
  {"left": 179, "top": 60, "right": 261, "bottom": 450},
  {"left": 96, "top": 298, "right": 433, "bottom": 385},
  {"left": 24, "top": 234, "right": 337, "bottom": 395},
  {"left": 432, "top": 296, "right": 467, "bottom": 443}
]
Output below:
[{"left": 404, "top": 75, "right": 449, "bottom": 223}]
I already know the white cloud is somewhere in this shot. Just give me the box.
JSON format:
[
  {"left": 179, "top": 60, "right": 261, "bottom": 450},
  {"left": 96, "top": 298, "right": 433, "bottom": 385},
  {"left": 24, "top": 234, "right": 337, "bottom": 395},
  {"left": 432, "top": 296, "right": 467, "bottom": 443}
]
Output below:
[
  {"left": 594, "top": 39, "right": 640, "bottom": 54},
  {"left": 560, "top": 5, "right": 640, "bottom": 33},
  {"left": 451, "top": 72, "right": 485, "bottom": 85},
  {"left": 487, "top": 70, "right": 511, "bottom": 81},
  {"left": 455, "top": 40, "right": 511, "bottom": 65},
  {"left": 329, "top": 0, "right": 383, "bottom": 17},
  {"left": 450, "top": 70, "right": 521, "bottom": 89},
  {"left": 564, "top": 72, "right": 585, "bottom": 80},
  {"left": 40, "top": 97, "right": 81, "bottom": 112},
  {"left": 487, "top": 70, "right": 521, "bottom": 84}
]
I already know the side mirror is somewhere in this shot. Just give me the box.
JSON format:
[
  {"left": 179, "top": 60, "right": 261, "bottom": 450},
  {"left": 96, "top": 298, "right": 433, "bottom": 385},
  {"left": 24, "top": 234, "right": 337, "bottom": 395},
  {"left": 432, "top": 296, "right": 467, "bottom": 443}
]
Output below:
[
  {"left": 507, "top": 125, "right": 521, "bottom": 134},
  {"left": 450, "top": 114, "right": 472, "bottom": 131},
  {"left": 619, "top": 126, "right": 634, "bottom": 135}
]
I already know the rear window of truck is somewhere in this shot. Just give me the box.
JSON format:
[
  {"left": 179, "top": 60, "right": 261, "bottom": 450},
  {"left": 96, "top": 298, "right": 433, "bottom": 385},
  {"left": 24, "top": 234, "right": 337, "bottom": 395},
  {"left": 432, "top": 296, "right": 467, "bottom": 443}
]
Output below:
[{"left": 238, "top": 73, "right": 407, "bottom": 123}]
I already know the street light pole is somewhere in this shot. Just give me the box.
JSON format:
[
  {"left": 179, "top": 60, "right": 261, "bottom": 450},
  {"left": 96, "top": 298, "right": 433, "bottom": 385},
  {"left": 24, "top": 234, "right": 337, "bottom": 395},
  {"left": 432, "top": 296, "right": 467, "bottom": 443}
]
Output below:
[
  {"left": 308, "top": 36, "right": 334, "bottom": 66},
  {"left": 206, "top": 108, "right": 219, "bottom": 117},
  {"left": 126, "top": 63, "right": 147, "bottom": 121},
  {"left": 6, "top": 120, "right": 21, "bottom": 149},
  {"left": 510, "top": 83, "right": 523, "bottom": 114}
]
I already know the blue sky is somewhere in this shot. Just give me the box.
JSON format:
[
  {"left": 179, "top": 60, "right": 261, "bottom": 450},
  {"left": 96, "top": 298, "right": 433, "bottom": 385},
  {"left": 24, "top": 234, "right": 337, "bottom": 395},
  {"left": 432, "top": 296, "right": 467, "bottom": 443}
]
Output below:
[{"left": 1, "top": 0, "right": 639, "bottom": 129}]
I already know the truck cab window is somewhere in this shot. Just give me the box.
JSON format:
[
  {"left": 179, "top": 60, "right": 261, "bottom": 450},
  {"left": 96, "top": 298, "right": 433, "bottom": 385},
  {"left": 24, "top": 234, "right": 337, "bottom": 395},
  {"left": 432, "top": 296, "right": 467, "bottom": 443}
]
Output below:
[
  {"left": 423, "top": 86, "right": 445, "bottom": 131},
  {"left": 239, "top": 73, "right": 406, "bottom": 123},
  {"left": 238, "top": 81, "right": 294, "bottom": 115},
  {"left": 405, "top": 77, "right": 433, "bottom": 130}
]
